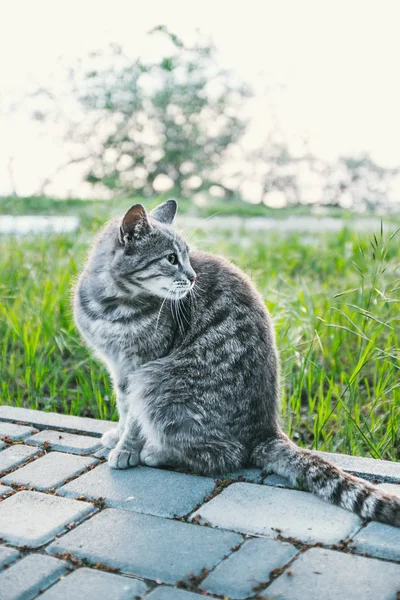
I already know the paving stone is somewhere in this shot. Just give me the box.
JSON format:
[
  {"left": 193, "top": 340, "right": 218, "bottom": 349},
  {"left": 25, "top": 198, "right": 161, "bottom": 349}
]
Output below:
[
  {"left": 146, "top": 588, "right": 205, "bottom": 600},
  {"left": 0, "top": 490, "right": 94, "bottom": 548},
  {"left": 266, "top": 547, "right": 400, "bottom": 600},
  {"left": 263, "top": 474, "right": 299, "bottom": 489},
  {"left": 0, "top": 545, "right": 19, "bottom": 568},
  {"left": 201, "top": 537, "right": 298, "bottom": 599},
  {"left": 1, "top": 451, "right": 97, "bottom": 491},
  {"left": 58, "top": 463, "right": 215, "bottom": 518},
  {"left": 351, "top": 521, "right": 400, "bottom": 561},
  {"left": 0, "top": 554, "right": 68, "bottom": 600},
  {"left": 0, "top": 484, "right": 14, "bottom": 497},
  {"left": 0, "top": 422, "right": 37, "bottom": 441},
  {"left": 47, "top": 508, "right": 242, "bottom": 584},
  {"left": 0, "top": 444, "right": 42, "bottom": 475},
  {"left": 26, "top": 429, "right": 102, "bottom": 455},
  {"left": 191, "top": 482, "right": 361, "bottom": 544},
  {"left": 0, "top": 406, "right": 114, "bottom": 437},
  {"left": 316, "top": 450, "right": 400, "bottom": 483},
  {"left": 221, "top": 468, "right": 264, "bottom": 483},
  {"left": 378, "top": 482, "right": 400, "bottom": 497},
  {"left": 39, "top": 567, "right": 148, "bottom": 600}
]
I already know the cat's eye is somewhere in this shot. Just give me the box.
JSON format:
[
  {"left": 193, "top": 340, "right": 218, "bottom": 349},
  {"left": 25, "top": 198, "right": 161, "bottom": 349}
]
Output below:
[{"left": 167, "top": 253, "right": 178, "bottom": 265}]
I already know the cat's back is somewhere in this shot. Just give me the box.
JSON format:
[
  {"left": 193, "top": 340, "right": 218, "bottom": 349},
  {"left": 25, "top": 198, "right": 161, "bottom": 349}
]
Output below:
[
  {"left": 179, "top": 250, "right": 279, "bottom": 437},
  {"left": 186, "top": 250, "right": 276, "bottom": 359}
]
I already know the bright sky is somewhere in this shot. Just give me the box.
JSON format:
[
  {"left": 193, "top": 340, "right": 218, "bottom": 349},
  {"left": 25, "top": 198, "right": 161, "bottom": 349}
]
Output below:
[{"left": 1, "top": 0, "right": 400, "bottom": 196}]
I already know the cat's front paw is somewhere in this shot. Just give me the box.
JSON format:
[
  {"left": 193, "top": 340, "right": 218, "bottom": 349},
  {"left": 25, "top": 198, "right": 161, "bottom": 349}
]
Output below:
[
  {"left": 108, "top": 447, "right": 140, "bottom": 469},
  {"left": 101, "top": 428, "right": 120, "bottom": 449}
]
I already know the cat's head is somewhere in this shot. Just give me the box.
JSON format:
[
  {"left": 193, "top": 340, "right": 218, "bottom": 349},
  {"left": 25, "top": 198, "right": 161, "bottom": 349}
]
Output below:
[{"left": 107, "top": 200, "right": 196, "bottom": 300}]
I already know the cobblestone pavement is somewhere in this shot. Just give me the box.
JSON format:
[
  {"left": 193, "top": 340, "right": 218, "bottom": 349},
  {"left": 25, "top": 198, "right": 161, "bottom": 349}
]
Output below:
[{"left": 0, "top": 406, "right": 399, "bottom": 600}]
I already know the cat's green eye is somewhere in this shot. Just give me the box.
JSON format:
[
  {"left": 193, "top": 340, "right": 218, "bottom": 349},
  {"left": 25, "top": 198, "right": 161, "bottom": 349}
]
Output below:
[{"left": 167, "top": 253, "right": 178, "bottom": 265}]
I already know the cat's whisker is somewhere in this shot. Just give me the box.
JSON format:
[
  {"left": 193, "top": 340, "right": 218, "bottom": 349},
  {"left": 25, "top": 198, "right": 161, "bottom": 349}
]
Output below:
[
  {"left": 176, "top": 297, "right": 186, "bottom": 335},
  {"left": 184, "top": 212, "right": 221, "bottom": 243},
  {"left": 178, "top": 297, "right": 190, "bottom": 327},
  {"left": 155, "top": 285, "right": 175, "bottom": 332},
  {"left": 171, "top": 293, "right": 185, "bottom": 336},
  {"left": 190, "top": 282, "right": 204, "bottom": 297}
]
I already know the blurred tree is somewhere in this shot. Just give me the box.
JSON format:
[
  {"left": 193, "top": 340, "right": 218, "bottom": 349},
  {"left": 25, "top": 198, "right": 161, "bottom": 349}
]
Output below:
[
  {"left": 323, "top": 154, "right": 399, "bottom": 211},
  {"left": 60, "top": 27, "right": 250, "bottom": 197},
  {"left": 27, "top": 27, "right": 400, "bottom": 210}
]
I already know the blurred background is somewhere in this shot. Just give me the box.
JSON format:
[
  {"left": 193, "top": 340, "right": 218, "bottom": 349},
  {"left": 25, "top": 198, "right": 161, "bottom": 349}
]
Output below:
[{"left": 0, "top": 0, "right": 399, "bottom": 461}]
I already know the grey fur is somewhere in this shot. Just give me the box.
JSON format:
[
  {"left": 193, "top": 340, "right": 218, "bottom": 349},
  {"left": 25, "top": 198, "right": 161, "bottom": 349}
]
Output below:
[{"left": 74, "top": 201, "right": 400, "bottom": 527}]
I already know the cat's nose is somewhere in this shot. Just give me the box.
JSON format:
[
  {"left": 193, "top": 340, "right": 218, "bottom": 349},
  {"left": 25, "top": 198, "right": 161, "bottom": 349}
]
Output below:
[{"left": 187, "top": 271, "right": 196, "bottom": 284}]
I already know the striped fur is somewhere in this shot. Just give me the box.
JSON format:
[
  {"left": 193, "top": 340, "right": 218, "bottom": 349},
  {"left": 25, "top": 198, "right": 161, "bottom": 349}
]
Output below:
[
  {"left": 74, "top": 201, "right": 400, "bottom": 528},
  {"left": 251, "top": 433, "right": 400, "bottom": 526}
]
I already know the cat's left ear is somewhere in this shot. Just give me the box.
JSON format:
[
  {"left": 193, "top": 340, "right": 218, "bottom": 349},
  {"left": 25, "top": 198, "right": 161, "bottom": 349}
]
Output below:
[
  {"left": 150, "top": 199, "right": 177, "bottom": 225},
  {"left": 119, "top": 204, "right": 150, "bottom": 244}
]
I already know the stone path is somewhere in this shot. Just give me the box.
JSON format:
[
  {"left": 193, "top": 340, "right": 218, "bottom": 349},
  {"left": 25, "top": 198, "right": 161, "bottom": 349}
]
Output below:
[{"left": 0, "top": 406, "right": 399, "bottom": 600}]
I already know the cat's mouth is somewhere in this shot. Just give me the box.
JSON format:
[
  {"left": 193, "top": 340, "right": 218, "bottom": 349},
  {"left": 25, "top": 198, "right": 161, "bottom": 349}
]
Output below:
[
  {"left": 169, "top": 282, "right": 193, "bottom": 300},
  {"left": 170, "top": 288, "right": 190, "bottom": 299}
]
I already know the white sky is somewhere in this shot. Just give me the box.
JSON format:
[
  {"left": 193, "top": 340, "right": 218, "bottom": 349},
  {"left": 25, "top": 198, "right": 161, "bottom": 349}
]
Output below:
[{"left": 1, "top": 0, "right": 400, "bottom": 196}]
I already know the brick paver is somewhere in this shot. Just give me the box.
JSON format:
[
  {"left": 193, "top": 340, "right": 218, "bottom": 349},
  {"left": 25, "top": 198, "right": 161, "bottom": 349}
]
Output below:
[
  {"left": 1, "top": 407, "right": 399, "bottom": 600},
  {"left": 39, "top": 567, "right": 148, "bottom": 600},
  {"left": 223, "top": 468, "right": 264, "bottom": 483},
  {"left": 201, "top": 537, "right": 298, "bottom": 599},
  {"left": 26, "top": 429, "right": 102, "bottom": 455},
  {"left": 1, "top": 451, "right": 96, "bottom": 491},
  {"left": 266, "top": 547, "right": 400, "bottom": 600},
  {"left": 316, "top": 450, "right": 400, "bottom": 483},
  {"left": 378, "top": 482, "right": 400, "bottom": 497},
  {"left": 47, "top": 507, "right": 242, "bottom": 584},
  {"left": 146, "top": 589, "right": 205, "bottom": 599},
  {"left": 191, "top": 482, "right": 361, "bottom": 544},
  {"left": 0, "top": 545, "right": 19, "bottom": 568},
  {"left": 0, "top": 444, "right": 42, "bottom": 475},
  {"left": 0, "top": 422, "right": 37, "bottom": 441},
  {"left": 0, "top": 554, "right": 68, "bottom": 600},
  {"left": 58, "top": 463, "right": 215, "bottom": 517},
  {"left": 0, "top": 484, "right": 13, "bottom": 497},
  {"left": 351, "top": 521, "right": 400, "bottom": 561},
  {"left": 263, "top": 473, "right": 298, "bottom": 488},
  {"left": 0, "top": 490, "right": 94, "bottom": 547},
  {"left": 0, "top": 406, "right": 113, "bottom": 437}
]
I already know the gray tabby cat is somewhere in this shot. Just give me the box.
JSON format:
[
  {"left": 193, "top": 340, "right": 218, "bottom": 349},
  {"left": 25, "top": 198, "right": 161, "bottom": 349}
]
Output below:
[{"left": 74, "top": 200, "right": 399, "bottom": 527}]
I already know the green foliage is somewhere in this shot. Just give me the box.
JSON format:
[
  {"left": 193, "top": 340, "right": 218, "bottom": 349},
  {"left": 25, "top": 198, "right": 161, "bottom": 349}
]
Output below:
[
  {"left": 73, "top": 27, "right": 250, "bottom": 196},
  {"left": 0, "top": 207, "right": 398, "bottom": 460}
]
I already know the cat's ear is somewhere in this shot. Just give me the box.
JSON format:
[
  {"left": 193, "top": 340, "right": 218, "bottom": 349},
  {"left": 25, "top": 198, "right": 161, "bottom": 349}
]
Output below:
[
  {"left": 150, "top": 199, "right": 177, "bottom": 225},
  {"left": 119, "top": 204, "right": 150, "bottom": 244}
]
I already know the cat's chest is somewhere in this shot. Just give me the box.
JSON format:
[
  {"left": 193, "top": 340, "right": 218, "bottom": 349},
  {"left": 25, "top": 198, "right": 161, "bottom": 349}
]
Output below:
[{"left": 85, "top": 312, "right": 173, "bottom": 366}]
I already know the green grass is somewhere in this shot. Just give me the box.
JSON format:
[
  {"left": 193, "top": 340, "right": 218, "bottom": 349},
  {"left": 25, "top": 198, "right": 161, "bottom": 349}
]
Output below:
[
  {"left": 0, "top": 202, "right": 399, "bottom": 460},
  {"left": 0, "top": 195, "right": 384, "bottom": 224}
]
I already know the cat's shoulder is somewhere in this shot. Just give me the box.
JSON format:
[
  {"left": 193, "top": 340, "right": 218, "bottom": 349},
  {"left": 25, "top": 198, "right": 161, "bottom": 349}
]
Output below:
[{"left": 189, "top": 249, "right": 257, "bottom": 293}]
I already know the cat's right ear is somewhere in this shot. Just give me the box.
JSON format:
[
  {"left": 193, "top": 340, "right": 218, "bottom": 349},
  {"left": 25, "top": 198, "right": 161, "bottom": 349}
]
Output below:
[{"left": 119, "top": 204, "right": 150, "bottom": 245}]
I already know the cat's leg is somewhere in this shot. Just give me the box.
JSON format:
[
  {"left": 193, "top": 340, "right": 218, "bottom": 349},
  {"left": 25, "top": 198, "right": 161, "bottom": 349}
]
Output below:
[
  {"left": 101, "top": 384, "right": 129, "bottom": 448},
  {"left": 108, "top": 412, "right": 144, "bottom": 469}
]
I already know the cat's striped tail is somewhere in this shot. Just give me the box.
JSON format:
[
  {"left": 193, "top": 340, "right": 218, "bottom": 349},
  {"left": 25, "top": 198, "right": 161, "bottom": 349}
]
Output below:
[{"left": 251, "top": 432, "right": 400, "bottom": 527}]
